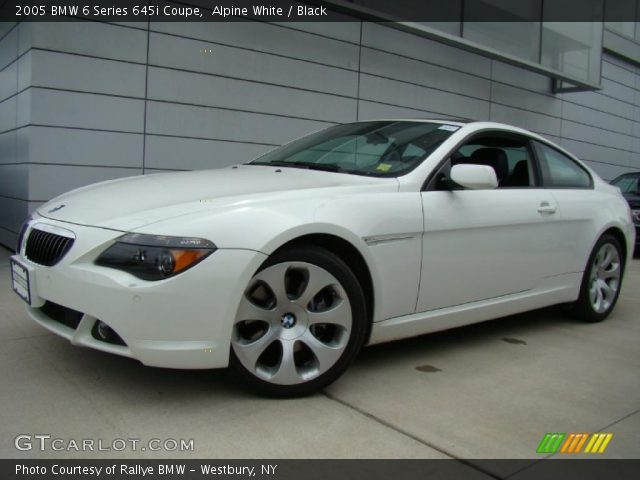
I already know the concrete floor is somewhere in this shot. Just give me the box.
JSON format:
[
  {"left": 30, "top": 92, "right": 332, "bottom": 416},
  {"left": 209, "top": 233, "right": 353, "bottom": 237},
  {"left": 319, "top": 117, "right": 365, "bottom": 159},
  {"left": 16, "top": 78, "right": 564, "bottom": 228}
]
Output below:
[{"left": 1, "top": 246, "right": 638, "bottom": 476}]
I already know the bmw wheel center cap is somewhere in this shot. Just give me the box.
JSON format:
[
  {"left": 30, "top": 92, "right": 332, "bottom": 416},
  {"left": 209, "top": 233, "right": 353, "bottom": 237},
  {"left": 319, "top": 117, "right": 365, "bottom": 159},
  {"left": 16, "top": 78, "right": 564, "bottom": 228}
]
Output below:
[{"left": 281, "top": 312, "right": 297, "bottom": 329}]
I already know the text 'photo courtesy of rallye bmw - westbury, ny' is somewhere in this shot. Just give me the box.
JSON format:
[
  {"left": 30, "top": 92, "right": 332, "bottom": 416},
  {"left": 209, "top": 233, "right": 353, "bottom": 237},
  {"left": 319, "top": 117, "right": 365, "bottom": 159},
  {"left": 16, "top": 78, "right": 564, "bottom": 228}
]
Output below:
[
  {"left": 15, "top": 463, "right": 277, "bottom": 477},
  {"left": 11, "top": 120, "right": 634, "bottom": 397},
  {"left": 15, "top": 462, "right": 278, "bottom": 478}
]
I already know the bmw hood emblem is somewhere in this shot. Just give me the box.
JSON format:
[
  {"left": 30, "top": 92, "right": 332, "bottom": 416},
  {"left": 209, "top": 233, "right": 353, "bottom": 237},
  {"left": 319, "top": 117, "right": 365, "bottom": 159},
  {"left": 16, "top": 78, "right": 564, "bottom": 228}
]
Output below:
[{"left": 47, "top": 204, "right": 66, "bottom": 213}]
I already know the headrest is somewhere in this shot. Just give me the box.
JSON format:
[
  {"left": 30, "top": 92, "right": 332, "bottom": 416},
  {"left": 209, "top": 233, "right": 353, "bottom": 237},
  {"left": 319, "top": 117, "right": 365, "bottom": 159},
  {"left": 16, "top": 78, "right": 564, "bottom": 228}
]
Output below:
[{"left": 470, "top": 148, "right": 509, "bottom": 180}]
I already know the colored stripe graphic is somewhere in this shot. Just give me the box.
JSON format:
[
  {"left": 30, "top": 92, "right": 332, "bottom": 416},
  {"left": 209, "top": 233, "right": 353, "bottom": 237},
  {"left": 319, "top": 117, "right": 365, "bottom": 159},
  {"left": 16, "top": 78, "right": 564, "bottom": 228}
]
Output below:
[
  {"left": 537, "top": 433, "right": 566, "bottom": 453},
  {"left": 560, "top": 433, "right": 589, "bottom": 453},
  {"left": 584, "top": 433, "right": 614, "bottom": 454},
  {"left": 538, "top": 433, "right": 613, "bottom": 454}
]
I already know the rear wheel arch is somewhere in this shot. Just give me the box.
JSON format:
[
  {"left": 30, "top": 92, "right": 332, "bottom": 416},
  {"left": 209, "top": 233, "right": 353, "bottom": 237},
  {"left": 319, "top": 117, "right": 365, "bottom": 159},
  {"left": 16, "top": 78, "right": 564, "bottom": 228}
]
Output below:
[
  {"left": 570, "top": 230, "right": 625, "bottom": 322},
  {"left": 602, "top": 227, "right": 628, "bottom": 266}
]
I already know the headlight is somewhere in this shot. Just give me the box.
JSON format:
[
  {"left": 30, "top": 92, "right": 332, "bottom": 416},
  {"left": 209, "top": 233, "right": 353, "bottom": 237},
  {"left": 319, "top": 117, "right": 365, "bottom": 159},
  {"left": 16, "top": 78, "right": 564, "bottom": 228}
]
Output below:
[{"left": 95, "top": 233, "right": 216, "bottom": 281}]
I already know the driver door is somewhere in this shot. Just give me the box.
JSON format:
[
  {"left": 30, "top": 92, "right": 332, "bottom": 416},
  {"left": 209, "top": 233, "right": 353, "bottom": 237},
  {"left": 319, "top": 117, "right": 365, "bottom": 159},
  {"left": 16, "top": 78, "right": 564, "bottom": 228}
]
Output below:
[{"left": 416, "top": 132, "right": 563, "bottom": 313}]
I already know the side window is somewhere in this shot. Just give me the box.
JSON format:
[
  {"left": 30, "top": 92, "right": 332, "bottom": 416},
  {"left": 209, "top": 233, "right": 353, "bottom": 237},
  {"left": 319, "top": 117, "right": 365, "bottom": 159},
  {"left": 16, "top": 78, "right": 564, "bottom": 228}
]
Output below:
[
  {"left": 612, "top": 175, "right": 638, "bottom": 194},
  {"left": 431, "top": 134, "right": 537, "bottom": 190},
  {"left": 534, "top": 141, "right": 592, "bottom": 188}
]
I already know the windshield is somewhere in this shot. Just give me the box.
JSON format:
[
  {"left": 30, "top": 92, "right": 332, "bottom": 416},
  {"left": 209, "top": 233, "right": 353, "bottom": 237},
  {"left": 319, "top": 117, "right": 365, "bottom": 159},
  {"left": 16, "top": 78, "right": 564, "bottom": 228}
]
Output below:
[{"left": 248, "top": 121, "right": 459, "bottom": 177}]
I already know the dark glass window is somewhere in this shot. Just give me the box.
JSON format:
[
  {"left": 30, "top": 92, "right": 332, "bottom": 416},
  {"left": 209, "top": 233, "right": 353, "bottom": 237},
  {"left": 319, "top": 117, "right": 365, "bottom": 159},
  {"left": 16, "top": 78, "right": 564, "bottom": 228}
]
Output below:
[
  {"left": 611, "top": 174, "right": 640, "bottom": 193},
  {"left": 250, "top": 121, "right": 459, "bottom": 178},
  {"left": 534, "top": 141, "right": 592, "bottom": 188}
]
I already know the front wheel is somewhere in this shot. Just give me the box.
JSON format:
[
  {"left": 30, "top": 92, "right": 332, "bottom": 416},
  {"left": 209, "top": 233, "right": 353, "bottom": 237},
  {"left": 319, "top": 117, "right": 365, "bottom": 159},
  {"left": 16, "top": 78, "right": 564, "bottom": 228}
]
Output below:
[
  {"left": 571, "top": 234, "right": 624, "bottom": 323},
  {"left": 229, "top": 245, "right": 368, "bottom": 397}
]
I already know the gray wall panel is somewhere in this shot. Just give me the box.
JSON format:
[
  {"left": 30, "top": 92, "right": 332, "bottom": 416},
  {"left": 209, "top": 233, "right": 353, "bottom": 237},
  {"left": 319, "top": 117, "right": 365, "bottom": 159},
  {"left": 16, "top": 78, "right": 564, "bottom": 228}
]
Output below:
[
  {"left": 360, "top": 47, "right": 491, "bottom": 99},
  {"left": 148, "top": 32, "right": 358, "bottom": 97},
  {"left": 361, "top": 23, "right": 492, "bottom": 78},
  {"left": 0, "top": 23, "right": 16, "bottom": 39},
  {"left": 151, "top": 22, "right": 359, "bottom": 70},
  {"left": 562, "top": 102, "right": 633, "bottom": 135},
  {"left": 28, "top": 165, "right": 142, "bottom": 201},
  {"left": 357, "top": 100, "right": 441, "bottom": 120},
  {"left": 560, "top": 138, "right": 632, "bottom": 166},
  {"left": 146, "top": 100, "right": 331, "bottom": 145},
  {"left": 562, "top": 91, "right": 635, "bottom": 120},
  {"left": 277, "top": 21, "right": 361, "bottom": 44},
  {"left": 0, "top": 197, "right": 27, "bottom": 244},
  {"left": 29, "top": 22, "right": 148, "bottom": 63},
  {"left": 0, "top": 96, "right": 16, "bottom": 133},
  {"left": 15, "top": 90, "right": 30, "bottom": 128},
  {"left": 16, "top": 52, "right": 30, "bottom": 92},
  {"left": 0, "top": 61, "right": 17, "bottom": 102},
  {"left": 491, "top": 61, "right": 553, "bottom": 93},
  {"left": 147, "top": 66, "right": 356, "bottom": 123},
  {"left": 561, "top": 119, "right": 633, "bottom": 152},
  {"left": 0, "top": 130, "right": 16, "bottom": 164},
  {"left": 601, "top": 78, "right": 637, "bottom": 104},
  {"left": 29, "top": 89, "right": 145, "bottom": 133},
  {"left": 602, "top": 61, "right": 637, "bottom": 88},
  {"left": 491, "top": 82, "right": 562, "bottom": 117},
  {"left": 0, "top": 27, "right": 17, "bottom": 71},
  {"left": 0, "top": 163, "right": 28, "bottom": 199},
  {"left": 582, "top": 160, "right": 631, "bottom": 180},
  {"left": 145, "top": 135, "right": 271, "bottom": 170},
  {"left": 26, "top": 126, "right": 144, "bottom": 168},
  {"left": 490, "top": 103, "right": 561, "bottom": 137},
  {"left": 30, "top": 50, "right": 147, "bottom": 98},
  {"left": 359, "top": 74, "right": 490, "bottom": 120}
]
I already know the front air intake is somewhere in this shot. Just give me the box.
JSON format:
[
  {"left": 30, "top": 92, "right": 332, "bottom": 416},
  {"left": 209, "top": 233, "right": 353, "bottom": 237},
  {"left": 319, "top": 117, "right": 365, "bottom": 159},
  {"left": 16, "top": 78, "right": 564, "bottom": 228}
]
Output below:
[{"left": 25, "top": 228, "right": 74, "bottom": 266}]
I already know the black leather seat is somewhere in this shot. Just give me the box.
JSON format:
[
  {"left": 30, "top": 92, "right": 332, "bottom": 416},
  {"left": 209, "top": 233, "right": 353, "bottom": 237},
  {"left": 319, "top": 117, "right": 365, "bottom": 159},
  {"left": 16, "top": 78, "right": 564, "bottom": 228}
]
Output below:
[
  {"left": 502, "top": 160, "right": 530, "bottom": 187},
  {"left": 469, "top": 148, "right": 509, "bottom": 183}
]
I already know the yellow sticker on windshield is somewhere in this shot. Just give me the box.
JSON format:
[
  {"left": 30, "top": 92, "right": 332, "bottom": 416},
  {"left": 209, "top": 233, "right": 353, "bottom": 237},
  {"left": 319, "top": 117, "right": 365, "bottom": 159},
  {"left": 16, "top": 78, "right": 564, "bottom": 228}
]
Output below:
[{"left": 376, "top": 163, "right": 392, "bottom": 172}]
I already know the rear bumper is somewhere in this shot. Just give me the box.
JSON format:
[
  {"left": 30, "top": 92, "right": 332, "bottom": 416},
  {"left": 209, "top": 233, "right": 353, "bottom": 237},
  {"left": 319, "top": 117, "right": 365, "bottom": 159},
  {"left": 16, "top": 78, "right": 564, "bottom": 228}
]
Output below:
[{"left": 14, "top": 219, "right": 266, "bottom": 369}]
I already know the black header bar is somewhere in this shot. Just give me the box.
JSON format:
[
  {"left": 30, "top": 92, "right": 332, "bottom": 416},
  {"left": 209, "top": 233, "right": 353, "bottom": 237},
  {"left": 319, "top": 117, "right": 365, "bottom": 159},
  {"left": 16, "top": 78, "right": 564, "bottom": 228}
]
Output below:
[{"left": 0, "top": 0, "right": 635, "bottom": 22}]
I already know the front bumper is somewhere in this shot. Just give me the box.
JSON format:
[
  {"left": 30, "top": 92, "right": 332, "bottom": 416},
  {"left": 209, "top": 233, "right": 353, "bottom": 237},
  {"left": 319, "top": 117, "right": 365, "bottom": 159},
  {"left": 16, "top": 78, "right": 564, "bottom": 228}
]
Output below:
[{"left": 13, "top": 219, "right": 266, "bottom": 369}]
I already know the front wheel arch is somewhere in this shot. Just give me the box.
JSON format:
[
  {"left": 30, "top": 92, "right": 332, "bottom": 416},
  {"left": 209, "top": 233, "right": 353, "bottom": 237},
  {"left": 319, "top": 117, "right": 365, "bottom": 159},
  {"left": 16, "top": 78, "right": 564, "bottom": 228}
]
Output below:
[{"left": 271, "top": 233, "right": 375, "bottom": 342}]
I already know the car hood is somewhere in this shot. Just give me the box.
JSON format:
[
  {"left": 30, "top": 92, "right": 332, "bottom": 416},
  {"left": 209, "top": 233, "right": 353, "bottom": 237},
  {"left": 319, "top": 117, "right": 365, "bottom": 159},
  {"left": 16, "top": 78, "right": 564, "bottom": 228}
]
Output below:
[{"left": 37, "top": 165, "right": 394, "bottom": 231}]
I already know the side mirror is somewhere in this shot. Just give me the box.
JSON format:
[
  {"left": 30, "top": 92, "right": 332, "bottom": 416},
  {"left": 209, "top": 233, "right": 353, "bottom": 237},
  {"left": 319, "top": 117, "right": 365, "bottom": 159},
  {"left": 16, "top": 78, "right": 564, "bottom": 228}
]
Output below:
[{"left": 450, "top": 164, "right": 498, "bottom": 190}]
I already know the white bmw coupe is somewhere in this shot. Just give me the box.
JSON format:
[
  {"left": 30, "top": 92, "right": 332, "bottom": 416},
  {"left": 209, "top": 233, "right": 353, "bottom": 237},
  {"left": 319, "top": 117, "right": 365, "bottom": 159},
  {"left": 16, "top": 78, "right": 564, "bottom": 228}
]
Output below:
[{"left": 10, "top": 120, "right": 634, "bottom": 396}]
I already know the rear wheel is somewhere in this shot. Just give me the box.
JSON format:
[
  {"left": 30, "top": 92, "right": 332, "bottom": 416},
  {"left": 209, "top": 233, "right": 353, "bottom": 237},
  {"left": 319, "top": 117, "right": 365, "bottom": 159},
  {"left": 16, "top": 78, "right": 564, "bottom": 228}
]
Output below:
[
  {"left": 571, "top": 234, "right": 624, "bottom": 323},
  {"left": 229, "top": 245, "right": 367, "bottom": 397}
]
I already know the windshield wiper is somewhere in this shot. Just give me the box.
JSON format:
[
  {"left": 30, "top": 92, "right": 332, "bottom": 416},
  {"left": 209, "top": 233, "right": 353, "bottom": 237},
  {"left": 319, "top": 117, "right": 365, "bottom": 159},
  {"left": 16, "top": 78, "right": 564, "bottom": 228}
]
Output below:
[{"left": 250, "top": 161, "right": 344, "bottom": 173}]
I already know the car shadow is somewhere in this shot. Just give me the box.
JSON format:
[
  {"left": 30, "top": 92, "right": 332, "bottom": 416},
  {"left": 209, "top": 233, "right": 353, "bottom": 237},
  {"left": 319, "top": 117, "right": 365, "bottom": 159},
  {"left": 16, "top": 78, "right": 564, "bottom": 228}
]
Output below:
[
  {"left": 354, "top": 305, "right": 581, "bottom": 369},
  {"left": 47, "top": 305, "right": 581, "bottom": 400}
]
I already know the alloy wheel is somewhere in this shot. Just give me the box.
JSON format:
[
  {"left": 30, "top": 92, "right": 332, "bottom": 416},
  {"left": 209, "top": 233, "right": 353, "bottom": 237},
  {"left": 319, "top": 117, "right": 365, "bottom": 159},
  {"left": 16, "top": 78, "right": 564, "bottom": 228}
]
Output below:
[
  {"left": 232, "top": 261, "right": 353, "bottom": 385},
  {"left": 589, "top": 243, "right": 621, "bottom": 314}
]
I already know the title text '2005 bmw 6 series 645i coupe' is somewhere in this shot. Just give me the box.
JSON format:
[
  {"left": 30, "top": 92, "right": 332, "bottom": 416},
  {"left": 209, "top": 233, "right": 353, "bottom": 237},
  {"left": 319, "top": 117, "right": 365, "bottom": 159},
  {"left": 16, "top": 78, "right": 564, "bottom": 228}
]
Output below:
[{"left": 10, "top": 120, "right": 634, "bottom": 396}]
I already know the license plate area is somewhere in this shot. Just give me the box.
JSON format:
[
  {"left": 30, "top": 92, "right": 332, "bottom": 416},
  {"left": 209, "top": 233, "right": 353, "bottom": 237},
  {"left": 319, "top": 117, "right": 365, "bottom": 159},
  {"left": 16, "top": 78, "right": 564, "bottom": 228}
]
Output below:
[{"left": 11, "top": 257, "right": 32, "bottom": 305}]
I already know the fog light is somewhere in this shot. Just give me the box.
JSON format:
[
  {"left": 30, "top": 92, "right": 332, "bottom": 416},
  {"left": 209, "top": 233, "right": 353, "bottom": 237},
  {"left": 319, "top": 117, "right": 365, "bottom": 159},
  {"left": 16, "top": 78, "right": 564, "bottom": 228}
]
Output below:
[
  {"left": 91, "top": 320, "right": 127, "bottom": 346},
  {"left": 96, "top": 321, "right": 111, "bottom": 340}
]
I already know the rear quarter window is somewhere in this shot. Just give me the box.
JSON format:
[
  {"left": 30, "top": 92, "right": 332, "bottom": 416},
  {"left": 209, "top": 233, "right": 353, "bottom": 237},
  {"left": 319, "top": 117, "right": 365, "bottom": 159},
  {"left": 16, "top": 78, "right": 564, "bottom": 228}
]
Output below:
[{"left": 534, "top": 141, "right": 592, "bottom": 188}]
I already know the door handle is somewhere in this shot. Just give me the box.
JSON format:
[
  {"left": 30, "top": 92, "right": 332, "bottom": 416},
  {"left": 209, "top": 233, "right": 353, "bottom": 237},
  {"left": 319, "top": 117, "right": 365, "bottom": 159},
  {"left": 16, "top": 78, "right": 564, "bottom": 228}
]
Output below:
[{"left": 537, "top": 201, "right": 557, "bottom": 214}]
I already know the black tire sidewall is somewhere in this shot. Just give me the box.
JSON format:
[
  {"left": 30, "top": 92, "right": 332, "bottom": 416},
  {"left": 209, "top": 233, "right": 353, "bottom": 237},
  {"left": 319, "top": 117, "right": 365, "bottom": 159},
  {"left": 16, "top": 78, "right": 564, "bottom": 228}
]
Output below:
[{"left": 229, "top": 245, "right": 368, "bottom": 397}]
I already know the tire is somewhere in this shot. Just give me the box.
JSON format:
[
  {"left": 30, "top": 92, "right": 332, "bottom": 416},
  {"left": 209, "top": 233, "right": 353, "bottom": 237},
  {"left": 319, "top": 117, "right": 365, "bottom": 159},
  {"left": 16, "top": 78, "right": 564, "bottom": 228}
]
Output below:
[
  {"left": 229, "top": 245, "right": 368, "bottom": 397},
  {"left": 570, "top": 234, "right": 624, "bottom": 323}
]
